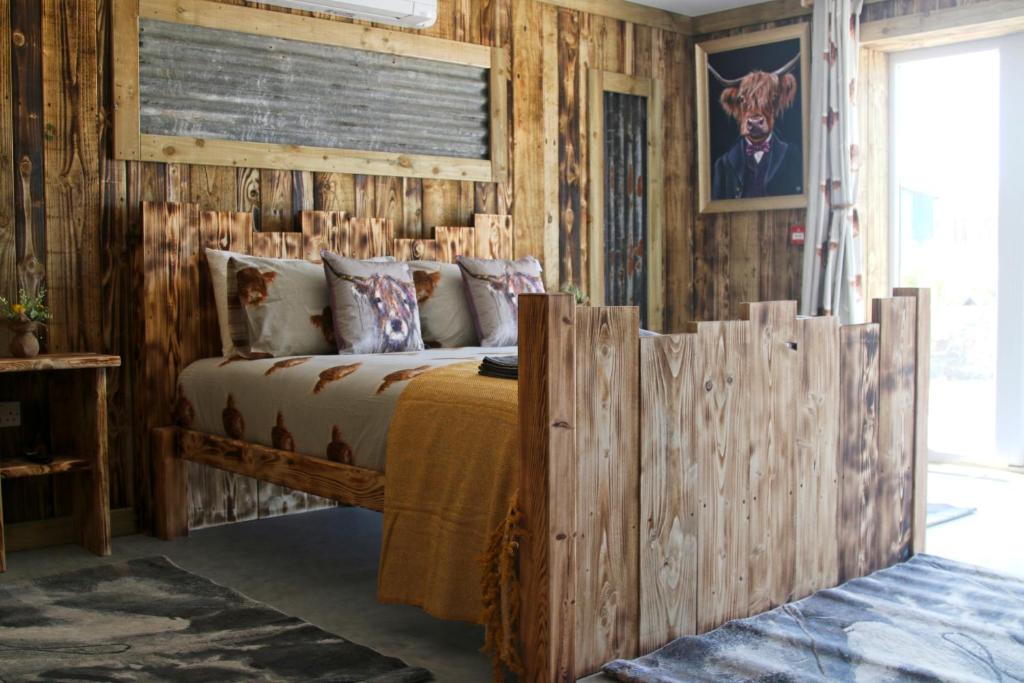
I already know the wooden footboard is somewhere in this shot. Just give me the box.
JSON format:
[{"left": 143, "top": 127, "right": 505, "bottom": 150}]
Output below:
[{"left": 517, "top": 290, "right": 930, "bottom": 682}]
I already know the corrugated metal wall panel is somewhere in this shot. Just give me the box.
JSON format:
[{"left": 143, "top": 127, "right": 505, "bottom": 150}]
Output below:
[
  {"left": 604, "top": 91, "right": 648, "bottom": 327},
  {"left": 138, "top": 19, "right": 490, "bottom": 159}
]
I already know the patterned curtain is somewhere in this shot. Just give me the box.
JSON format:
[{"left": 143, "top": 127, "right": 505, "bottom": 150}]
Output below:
[{"left": 800, "top": 0, "right": 866, "bottom": 322}]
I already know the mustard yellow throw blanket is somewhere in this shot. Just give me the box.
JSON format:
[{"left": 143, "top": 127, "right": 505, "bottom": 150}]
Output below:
[{"left": 378, "top": 362, "right": 521, "bottom": 677}]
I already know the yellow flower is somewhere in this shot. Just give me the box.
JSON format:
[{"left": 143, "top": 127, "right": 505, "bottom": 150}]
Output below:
[{"left": 11, "top": 304, "right": 25, "bottom": 314}]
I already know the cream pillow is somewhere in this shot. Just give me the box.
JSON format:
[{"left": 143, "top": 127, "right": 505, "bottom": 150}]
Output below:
[
  {"left": 408, "top": 260, "right": 478, "bottom": 348},
  {"left": 457, "top": 256, "right": 545, "bottom": 347},
  {"left": 227, "top": 255, "right": 336, "bottom": 357},
  {"left": 206, "top": 248, "right": 247, "bottom": 356}
]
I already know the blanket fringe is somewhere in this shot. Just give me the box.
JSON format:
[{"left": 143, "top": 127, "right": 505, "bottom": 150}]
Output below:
[{"left": 480, "top": 489, "right": 524, "bottom": 683}]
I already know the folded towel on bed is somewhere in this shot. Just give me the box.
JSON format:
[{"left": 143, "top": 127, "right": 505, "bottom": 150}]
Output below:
[
  {"left": 479, "top": 355, "right": 518, "bottom": 380},
  {"left": 378, "top": 362, "right": 520, "bottom": 679}
]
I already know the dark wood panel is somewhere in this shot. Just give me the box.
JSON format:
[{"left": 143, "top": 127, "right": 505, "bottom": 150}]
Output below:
[{"left": 11, "top": 0, "right": 46, "bottom": 270}]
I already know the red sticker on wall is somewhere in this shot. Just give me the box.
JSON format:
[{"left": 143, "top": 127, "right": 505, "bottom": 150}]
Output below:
[{"left": 790, "top": 225, "right": 805, "bottom": 246}]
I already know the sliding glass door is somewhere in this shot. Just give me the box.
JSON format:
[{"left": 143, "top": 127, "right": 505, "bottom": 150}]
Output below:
[{"left": 891, "top": 35, "right": 1024, "bottom": 467}]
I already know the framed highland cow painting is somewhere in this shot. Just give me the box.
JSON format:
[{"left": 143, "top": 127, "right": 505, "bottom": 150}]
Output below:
[{"left": 696, "top": 24, "right": 810, "bottom": 214}]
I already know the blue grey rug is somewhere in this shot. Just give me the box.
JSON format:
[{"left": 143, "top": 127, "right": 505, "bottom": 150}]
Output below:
[
  {"left": 0, "top": 556, "right": 431, "bottom": 682},
  {"left": 927, "top": 502, "right": 977, "bottom": 527},
  {"left": 604, "top": 554, "right": 1024, "bottom": 682}
]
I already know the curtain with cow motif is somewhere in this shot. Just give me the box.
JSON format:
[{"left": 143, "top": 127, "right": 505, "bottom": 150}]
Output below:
[{"left": 800, "top": 0, "right": 865, "bottom": 322}]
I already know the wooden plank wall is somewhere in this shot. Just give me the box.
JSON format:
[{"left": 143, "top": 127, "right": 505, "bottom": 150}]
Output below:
[
  {"left": 0, "top": 0, "right": 695, "bottom": 530},
  {"left": 0, "top": 0, "right": 969, "bottom": 531},
  {"left": 687, "top": 0, "right": 984, "bottom": 325}
]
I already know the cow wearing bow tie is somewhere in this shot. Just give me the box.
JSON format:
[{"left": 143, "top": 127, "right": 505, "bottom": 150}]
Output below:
[{"left": 709, "top": 53, "right": 804, "bottom": 201}]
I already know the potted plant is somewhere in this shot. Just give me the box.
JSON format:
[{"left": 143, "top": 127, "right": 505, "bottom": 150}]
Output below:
[{"left": 1, "top": 259, "right": 49, "bottom": 358}]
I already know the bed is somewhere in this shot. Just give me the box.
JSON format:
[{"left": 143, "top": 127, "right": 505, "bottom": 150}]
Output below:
[
  {"left": 176, "top": 347, "right": 516, "bottom": 474},
  {"left": 140, "top": 201, "right": 931, "bottom": 682}
]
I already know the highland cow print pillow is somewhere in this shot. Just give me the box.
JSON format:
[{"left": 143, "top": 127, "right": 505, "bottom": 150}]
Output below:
[
  {"left": 322, "top": 251, "right": 425, "bottom": 354},
  {"left": 226, "top": 255, "right": 337, "bottom": 358},
  {"left": 457, "top": 255, "right": 545, "bottom": 347},
  {"left": 408, "top": 260, "right": 478, "bottom": 348}
]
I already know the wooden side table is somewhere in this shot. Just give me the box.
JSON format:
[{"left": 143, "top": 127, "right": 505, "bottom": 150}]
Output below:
[{"left": 0, "top": 353, "right": 121, "bottom": 571}]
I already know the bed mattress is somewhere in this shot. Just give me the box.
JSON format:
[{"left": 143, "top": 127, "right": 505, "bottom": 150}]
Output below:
[{"left": 176, "top": 347, "right": 516, "bottom": 472}]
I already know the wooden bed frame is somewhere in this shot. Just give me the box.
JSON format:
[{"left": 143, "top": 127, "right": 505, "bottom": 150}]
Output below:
[{"left": 142, "top": 201, "right": 930, "bottom": 682}]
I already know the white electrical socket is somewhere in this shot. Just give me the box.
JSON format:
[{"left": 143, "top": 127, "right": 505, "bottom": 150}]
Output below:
[{"left": 0, "top": 401, "right": 21, "bottom": 428}]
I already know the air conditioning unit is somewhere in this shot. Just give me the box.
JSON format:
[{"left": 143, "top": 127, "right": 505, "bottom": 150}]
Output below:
[{"left": 263, "top": 0, "right": 437, "bottom": 29}]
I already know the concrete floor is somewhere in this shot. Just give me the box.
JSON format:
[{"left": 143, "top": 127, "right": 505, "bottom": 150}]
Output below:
[
  {"left": 2, "top": 464, "right": 1022, "bottom": 683},
  {"left": 0, "top": 506, "right": 493, "bottom": 682},
  {"left": 925, "top": 463, "right": 1024, "bottom": 578}
]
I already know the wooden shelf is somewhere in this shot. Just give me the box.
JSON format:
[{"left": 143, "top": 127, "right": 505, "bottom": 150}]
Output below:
[
  {"left": 0, "top": 454, "right": 92, "bottom": 479},
  {"left": 0, "top": 353, "right": 121, "bottom": 373}
]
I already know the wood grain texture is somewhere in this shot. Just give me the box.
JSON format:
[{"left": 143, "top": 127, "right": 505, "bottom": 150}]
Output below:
[
  {"left": 574, "top": 305, "right": 640, "bottom": 673},
  {"left": 0, "top": 482, "right": 5, "bottom": 571},
  {"left": 0, "top": 0, "right": 15, "bottom": 327},
  {"left": 392, "top": 238, "right": 439, "bottom": 262},
  {"left": 435, "top": 225, "right": 476, "bottom": 262},
  {"left": 178, "top": 428, "right": 385, "bottom": 511},
  {"left": 539, "top": 0, "right": 691, "bottom": 34},
  {"left": 796, "top": 314, "right": 840, "bottom": 596},
  {"left": 872, "top": 296, "right": 916, "bottom": 567},
  {"left": 1, "top": 455, "right": 92, "bottom": 478},
  {"left": 740, "top": 301, "right": 797, "bottom": 612},
  {"left": 0, "top": 353, "right": 121, "bottom": 372},
  {"left": 639, "top": 333, "right": 698, "bottom": 649},
  {"left": 893, "top": 288, "right": 929, "bottom": 555},
  {"left": 511, "top": 0, "right": 544, "bottom": 264},
  {"left": 152, "top": 426, "right": 187, "bottom": 539},
  {"left": 838, "top": 323, "right": 879, "bottom": 583},
  {"left": 693, "top": 319, "right": 750, "bottom": 633},
  {"left": 11, "top": 0, "right": 47, "bottom": 274},
  {"left": 42, "top": 0, "right": 102, "bottom": 353},
  {"left": 71, "top": 368, "right": 112, "bottom": 556},
  {"left": 517, "top": 293, "right": 577, "bottom": 683},
  {"left": 472, "top": 213, "right": 513, "bottom": 259}
]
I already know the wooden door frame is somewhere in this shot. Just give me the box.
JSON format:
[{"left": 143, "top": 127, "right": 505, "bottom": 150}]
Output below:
[{"left": 587, "top": 69, "right": 665, "bottom": 330}]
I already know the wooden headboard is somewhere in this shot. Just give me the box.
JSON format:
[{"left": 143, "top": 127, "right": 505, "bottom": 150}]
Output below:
[{"left": 138, "top": 201, "right": 513, "bottom": 527}]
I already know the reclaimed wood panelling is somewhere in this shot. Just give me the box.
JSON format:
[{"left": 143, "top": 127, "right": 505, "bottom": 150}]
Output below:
[
  {"left": 639, "top": 333, "right": 698, "bottom": 649},
  {"left": 741, "top": 301, "right": 798, "bottom": 612},
  {"left": 518, "top": 293, "right": 577, "bottom": 683},
  {"left": 3, "top": 0, "right": 689, "bottom": 527},
  {"left": 795, "top": 314, "right": 840, "bottom": 597},
  {"left": 872, "top": 296, "right": 916, "bottom": 566},
  {"left": 893, "top": 288, "right": 929, "bottom": 556},
  {"left": 42, "top": 0, "right": 102, "bottom": 354},
  {"left": 631, "top": 295, "right": 923, "bottom": 679},
  {"left": 573, "top": 305, "right": 639, "bottom": 672},
  {"left": 11, "top": 0, "right": 45, "bottom": 271},
  {"left": 838, "top": 322, "right": 879, "bottom": 582},
  {"left": 693, "top": 319, "right": 750, "bottom": 633},
  {"left": 0, "top": 0, "right": 947, "bottom": 548}
]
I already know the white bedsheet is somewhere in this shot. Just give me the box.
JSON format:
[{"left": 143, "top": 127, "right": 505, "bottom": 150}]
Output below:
[{"left": 177, "top": 347, "right": 516, "bottom": 472}]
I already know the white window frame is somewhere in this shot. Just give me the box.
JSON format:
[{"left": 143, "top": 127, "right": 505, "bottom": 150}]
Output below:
[{"left": 889, "top": 37, "right": 1024, "bottom": 467}]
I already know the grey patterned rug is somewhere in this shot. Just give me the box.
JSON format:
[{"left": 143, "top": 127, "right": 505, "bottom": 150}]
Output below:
[
  {"left": 0, "top": 556, "right": 431, "bottom": 682},
  {"left": 605, "top": 554, "right": 1024, "bottom": 682}
]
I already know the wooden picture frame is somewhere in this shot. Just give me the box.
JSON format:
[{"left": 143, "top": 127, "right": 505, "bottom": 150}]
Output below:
[
  {"left": 112, "top": 0, "right": 509, "bottom": 183},
  {"left": 696, "top": 23, "right": 810, "bottom": 214},
  {"left": 586, "top": 69, "right": 665, "bottom": 330}
]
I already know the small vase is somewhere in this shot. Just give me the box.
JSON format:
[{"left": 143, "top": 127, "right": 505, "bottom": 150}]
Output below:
[{"left": 9, "top": 320, "right": 40, "bottom": 358}]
